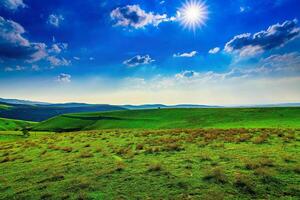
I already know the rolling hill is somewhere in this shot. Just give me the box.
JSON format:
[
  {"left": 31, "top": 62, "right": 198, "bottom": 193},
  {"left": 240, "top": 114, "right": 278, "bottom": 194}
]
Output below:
[
  {"left": 33, "top": 107, "right": 300, "bottom": 131},
  {"left": 0, "top": 118, "right": 35, "bottom": 131}
]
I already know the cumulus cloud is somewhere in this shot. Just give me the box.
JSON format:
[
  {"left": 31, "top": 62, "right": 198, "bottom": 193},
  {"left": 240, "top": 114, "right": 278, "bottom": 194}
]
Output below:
[
  {"left": 47, "top": 56, "right": 71, "bottom": 67},
  {"left": 0, "top": 16, "right": 47, "bottom": 61},
  {"left": 110, "top": 4, "right": 176, "bottom": 29},
  {"left": 209, "top": 47, "right": 220, "bottom": 54},
  {"left": 123, "top": 55, "right": 154, "bottom": 67},
  {"left": 173, "top": 51, "right": 197, "bottom": 58},
  {"left": 225, "top": 19, "right": 300, "bottom": 56},
  {"left": 56, "top": 73, "right": 71, "bottom": 83},
  {"left": 47, "top": 14, "right": 64, "bottom": 27},
  {"left": 1, "top": 0, "right": 26, "bottom": 10}
]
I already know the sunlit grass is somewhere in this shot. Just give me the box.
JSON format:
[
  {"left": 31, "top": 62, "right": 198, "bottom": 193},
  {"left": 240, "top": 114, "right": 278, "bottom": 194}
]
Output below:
[{"left": 0, "top": 128, "right": 299, "bottom": 199}]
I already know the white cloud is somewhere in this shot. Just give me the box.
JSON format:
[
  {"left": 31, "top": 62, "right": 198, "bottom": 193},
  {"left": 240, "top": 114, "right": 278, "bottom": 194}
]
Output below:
[
  {"left": 47, "top": 56, "right": 71, "bottom": 67},
  {"left": 1, "top": 0, "right": 26, "bottom": 10},
  {"left": 123, "top": 55, "right": 154, "bottom": 67},
  {"left": 208, "top": 47, "right": 220, "bottom": 54},
  {"left": 56, "top": 73, "right": 71, "bottom": 83},
  {"left": 47, "top": 14, "right": 64, "bottom": 27},
  {"left": 173, "top": 51, "right": 197, "bottom": 58},
  {"left": 48, "top": 43, "right": 68, "bottom": 54},
  {"left": 110, "top": 4, "right": 176, "bottom": 29}
]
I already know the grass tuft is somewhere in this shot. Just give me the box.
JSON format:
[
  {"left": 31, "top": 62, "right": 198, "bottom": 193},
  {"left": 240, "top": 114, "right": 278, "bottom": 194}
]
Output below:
[{"left": 203, "top": 167, "right": 228, "bottom": 184}]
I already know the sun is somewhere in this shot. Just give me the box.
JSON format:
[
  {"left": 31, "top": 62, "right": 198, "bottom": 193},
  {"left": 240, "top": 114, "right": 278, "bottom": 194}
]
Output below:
[{"left": 178, "top": 0, "right": 208, "bottom": 31}]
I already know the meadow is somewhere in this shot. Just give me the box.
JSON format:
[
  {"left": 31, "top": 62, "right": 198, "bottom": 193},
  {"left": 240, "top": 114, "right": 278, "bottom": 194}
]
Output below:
[
  {"left": 33, "top": 107, "right": 300, "bottom": 131},
  {"left": 0, "top": 108, "right": 300, "bottom": 199}
]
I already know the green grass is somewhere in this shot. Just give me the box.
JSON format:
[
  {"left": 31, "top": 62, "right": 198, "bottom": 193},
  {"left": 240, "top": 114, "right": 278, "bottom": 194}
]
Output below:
[
  {"left": 33, "top": 107, "right": 300, "bottom": 131},
  {"left": 1, "top": 107, "right": 300, "bottom": 199},
  {"left": 0, "top": 128, "right": 299, "bottom": 199},
  {"left": 0, "top": 118, "right": 36, "bottom": 131}
]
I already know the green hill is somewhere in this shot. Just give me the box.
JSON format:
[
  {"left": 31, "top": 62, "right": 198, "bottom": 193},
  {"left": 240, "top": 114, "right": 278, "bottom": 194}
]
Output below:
[
  {"left": 0, "top": 118, "right": 36, "bottom": 131},
  {"left": 33, "top": 107, "right": 300, "bottom": 131},
  {"left": 0, "top": 104, "right": 12, "bottom": 110}
]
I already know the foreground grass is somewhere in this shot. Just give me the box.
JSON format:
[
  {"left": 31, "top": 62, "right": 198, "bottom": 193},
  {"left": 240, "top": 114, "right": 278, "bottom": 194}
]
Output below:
[
  {"left": 0, "top": 128, "right": 299, "bottom": 199},
  {"left": 33, "top": 107, "right": 300, "bottom": 131}
]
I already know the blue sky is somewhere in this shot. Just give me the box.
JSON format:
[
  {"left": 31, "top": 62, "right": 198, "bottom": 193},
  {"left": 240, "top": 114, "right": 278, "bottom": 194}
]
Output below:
[{"left": 0, "top": 0, "right": 300, "bottom": 105}]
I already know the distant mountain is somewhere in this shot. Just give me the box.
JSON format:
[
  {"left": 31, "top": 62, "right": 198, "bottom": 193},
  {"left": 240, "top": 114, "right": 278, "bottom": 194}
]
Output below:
[
  {"left": 122, "top": 104, "right": 222, "bottom": 109},
  {"left": 0, "top": 102, "right": 126, "bottom": 122},
  {"left": 0, "top": 98, "right": 49, "bottom": 105},
  {"left": 234, "top": 103, "right": 300, "bottom": 108},
  {"left": 122, "top": 104, "right": 168, "bottom": 110}
]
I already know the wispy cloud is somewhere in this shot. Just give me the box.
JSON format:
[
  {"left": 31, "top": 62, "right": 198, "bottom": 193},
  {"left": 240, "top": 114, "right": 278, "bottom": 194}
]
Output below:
[
  {"left": 47, "top": 56, "right": 71, "bottom": 67},
  {"left": 123, "top": 55, "right": 154, "bottom": 67},
  {"left": 4, "top": 65, "right": 26, "bottom": 72},
  {"left": 208, "top": 47, "right": 220, "bottom": 54},
  {"left": 173, "top": 51, "right": 197, "bottom": 58}
]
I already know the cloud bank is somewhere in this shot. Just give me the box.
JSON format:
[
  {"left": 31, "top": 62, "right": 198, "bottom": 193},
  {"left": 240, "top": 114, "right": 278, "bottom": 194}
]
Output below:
[
  {"left": 0, "top": 16, "right": 47, "bottom": 61},
  {"left": 225, "top": 19, "right": 300, "bottom": 56}
]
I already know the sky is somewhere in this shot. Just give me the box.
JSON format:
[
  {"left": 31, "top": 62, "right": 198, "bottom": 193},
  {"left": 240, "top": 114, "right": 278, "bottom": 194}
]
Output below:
[{"left": 0, "top": 0, "right": 300, "bottom": 105}]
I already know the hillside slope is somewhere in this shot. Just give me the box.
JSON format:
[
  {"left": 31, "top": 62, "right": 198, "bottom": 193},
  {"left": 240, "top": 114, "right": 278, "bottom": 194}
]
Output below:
[
  {"left": 33, "top": 107, "right": 300, "bottom": 131},
  {"left": 0, "top": 118, "right": 35, "bottom": 131}
]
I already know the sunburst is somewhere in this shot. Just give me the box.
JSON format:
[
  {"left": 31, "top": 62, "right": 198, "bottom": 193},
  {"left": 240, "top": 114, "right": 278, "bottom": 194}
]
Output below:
[{"left": 177, "top": 0, "right": 208, "bottom": 31}]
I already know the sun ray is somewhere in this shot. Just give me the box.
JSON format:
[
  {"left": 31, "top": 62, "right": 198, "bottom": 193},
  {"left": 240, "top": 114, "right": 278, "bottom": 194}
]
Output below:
[{"left": 178, "top": 0, "right": 208, "bottom": 31}]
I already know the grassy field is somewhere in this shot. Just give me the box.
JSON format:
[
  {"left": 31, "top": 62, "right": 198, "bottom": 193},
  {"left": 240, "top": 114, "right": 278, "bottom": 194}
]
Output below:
[
  {"left": 0, "top": 128, "right": 299, "bottom": 199},
  {"left": 0, "top": 118, "right": 36, "bottom": 131},
  {"left": 34, "top": 107, "right": 300, "bottom": 131},
  {"left": 1, "top": 108, "right": 300, "bottom": 199}
]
